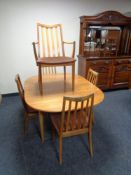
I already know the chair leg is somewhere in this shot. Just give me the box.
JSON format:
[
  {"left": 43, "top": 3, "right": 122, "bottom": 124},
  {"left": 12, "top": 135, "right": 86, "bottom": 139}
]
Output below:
[
  {"left": 38, "top": 65, "right": 43, "bottom": 95},
  {"left": 72, "top": 62, "right": 75, "bottom": 91},
  {"left": 64, "top": 66, "right": 66, "bottom": 91},
  {"left": 88, "top": 130, "right": 93, "bottom": 158},
  {"left": 59, "top": 136, "right": 63, "bottom": 164},
  {"left": 64, "top": 66, "right": 66, "bottom": 81},
  {"left": 24, "top": 113, "right": 29, "bottom": 135},
  {"left": 92, "top": 110, "right": 95, "bottom": 124}
]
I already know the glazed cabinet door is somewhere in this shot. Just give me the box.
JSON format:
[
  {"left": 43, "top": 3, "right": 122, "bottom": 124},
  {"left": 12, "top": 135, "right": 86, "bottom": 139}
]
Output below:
[
  {"left": 111, "top": 59, "right": 131, "bottom": 88},
  {"left": 86, "top": 60, "right": 113, "bottom": 90}
]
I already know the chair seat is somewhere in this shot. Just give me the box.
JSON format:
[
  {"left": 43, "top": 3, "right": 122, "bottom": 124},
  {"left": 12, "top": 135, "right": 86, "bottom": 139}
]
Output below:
[
  {"left": 37, "top": 57, "right": 75, "bottom": 65},
  {"left": 50, "top": 112, "right": 89, "bottom": 133}
]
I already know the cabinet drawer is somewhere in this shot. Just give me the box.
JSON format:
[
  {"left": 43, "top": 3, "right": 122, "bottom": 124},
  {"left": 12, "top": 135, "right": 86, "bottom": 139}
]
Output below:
[
  {"left": 86, "top": 60, "right": 112, "bottom": 73},
  {"left": 87, "top": 60, "right": 112, "bottom": 66},
  {"left": 114, "top": 59, "right": 131, "bottom": 65}
]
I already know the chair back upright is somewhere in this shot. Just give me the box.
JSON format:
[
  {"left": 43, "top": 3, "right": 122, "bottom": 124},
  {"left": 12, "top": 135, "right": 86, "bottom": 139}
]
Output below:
[
  {"left": 15, "top": 74, "right": 27, "bottom": 111},
  {"left": 87, "top": 68, "right": 99, "bottom": 85},
  {"left": 37, "top": 23, "right": 65, "bottom": 58},
  {"left": 60, "top": 94, "right": 94, "bottom": 135}
]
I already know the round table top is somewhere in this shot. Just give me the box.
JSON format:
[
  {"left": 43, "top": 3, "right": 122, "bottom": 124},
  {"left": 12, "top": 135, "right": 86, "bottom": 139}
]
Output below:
[{"left": 24, "top": 74, "right": 104, "bottom": 112}]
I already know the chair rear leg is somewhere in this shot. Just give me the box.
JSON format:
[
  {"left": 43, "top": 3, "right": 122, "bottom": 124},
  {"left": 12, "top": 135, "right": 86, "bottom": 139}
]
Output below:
[
  {"left": 72, "top": 62, "right": 75, "bottom": 91},
  {"left": 38, "top": 65, "right": 43, "bottom": 95},
  {"left": 92, "top": 110, "right": 95, "bottom": 124}
]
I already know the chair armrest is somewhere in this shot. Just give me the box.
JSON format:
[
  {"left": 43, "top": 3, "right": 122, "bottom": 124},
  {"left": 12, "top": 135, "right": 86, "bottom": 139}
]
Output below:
[
  {"left": 63, "top": 41, "right": 76, "bottom": 58},
  {"left": 32, "top": 42, "right": 39, "bottom": 64}
]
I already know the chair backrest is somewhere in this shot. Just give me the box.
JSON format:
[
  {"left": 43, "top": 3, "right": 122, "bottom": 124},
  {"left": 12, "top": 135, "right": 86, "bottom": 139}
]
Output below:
[
  {"left": 87, "top": 68, "right": 99, "bottom": 85},
  {"left": 37, "top": 23, "right": 65, "bottom": 58},
  {"left": 15, "top": 74, "right": 27, "bottom": 111},
  {"left": 60, "top": 94, "right": 94, "bottom": 133}
]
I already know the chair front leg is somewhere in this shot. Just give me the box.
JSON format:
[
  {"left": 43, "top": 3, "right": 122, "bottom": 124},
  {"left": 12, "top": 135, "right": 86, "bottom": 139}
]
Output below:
[
  {"left": 72, "top": 62, "right": 75, "bottom": 91},
  {"left": 38, "top": 65, "right": 43, "bottom": 95},
  {"left": 64, "top": 66, "right": 66, "bottom": 81},
  {"left": 64, "top": 66, "right": 66, "bottom": 91},
  {"left": 88, "top": 130, "right": 93, "bottom": 158}
]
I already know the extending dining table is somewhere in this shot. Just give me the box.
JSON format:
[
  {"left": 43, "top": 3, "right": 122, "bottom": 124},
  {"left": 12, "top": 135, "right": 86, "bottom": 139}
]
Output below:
[{"left": 24, "top": 73, "right": 104, "bottom": 143}]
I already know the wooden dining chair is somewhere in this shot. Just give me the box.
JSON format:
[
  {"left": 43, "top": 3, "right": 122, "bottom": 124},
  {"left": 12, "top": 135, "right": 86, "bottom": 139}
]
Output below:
[
  {"left": 50, "top": 94, "right": 94, "bottom": 164},
  {"left": 32, "top": 23, "right": 76, "bottom": 95},
  {"left": 15, "top": 74, "right": 38, "bottom": 134},
  {"left": 87, "top": 68, "right": 99, "bottom": 85}
]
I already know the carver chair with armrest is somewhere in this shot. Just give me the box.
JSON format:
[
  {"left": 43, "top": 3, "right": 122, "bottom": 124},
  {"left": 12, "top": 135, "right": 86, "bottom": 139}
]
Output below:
[
  {"left": 15, "top": 74, "right": 38, "bottom": 134},
  {"left": 50, "top": 94, "right": 94, "bottom": 164},
  {"left": 32, "top": 23, "right": 76, "bottom": 95}
]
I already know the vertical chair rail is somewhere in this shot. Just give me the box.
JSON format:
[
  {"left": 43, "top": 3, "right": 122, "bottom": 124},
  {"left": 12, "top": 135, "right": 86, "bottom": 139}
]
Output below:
[
  {"left": 60, "top": 25, "right": 65, "bottom": 57},
  {"left": 72, "top": 101, "right": 78, "bottom": 130},
  {"left": 37, "top": 24, "right": 40, "bottom": 58},
  {"left": 51, "top": 28, "right": 55, "bottom": 57},
  {"left": 41, "top": 28, "right": 46, "bottom": 57},
  {"left": 55, "top": 26, "right": 60, "bottom": 56},
  {"left": 46, "top": 28, "right": 50, "bottom": 57},
  {"left": 65, "top": 100, "right": 72, "bottom": 131}
]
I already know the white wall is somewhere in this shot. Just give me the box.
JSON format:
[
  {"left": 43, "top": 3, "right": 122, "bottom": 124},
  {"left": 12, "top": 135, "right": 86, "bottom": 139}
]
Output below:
[{"left": 0, "top": 0, "right": 131, "bottom": 94}]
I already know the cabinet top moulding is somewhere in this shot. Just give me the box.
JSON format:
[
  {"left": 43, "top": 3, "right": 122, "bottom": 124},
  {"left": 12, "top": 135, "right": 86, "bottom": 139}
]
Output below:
[{"left": 80, "top": 11, "right": 131, "bottom": 25}]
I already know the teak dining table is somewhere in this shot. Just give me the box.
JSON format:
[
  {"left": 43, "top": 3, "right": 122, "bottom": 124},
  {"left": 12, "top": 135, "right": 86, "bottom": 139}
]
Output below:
[{"left": 24, "top": 73, "right": 104, "bottom": 143}]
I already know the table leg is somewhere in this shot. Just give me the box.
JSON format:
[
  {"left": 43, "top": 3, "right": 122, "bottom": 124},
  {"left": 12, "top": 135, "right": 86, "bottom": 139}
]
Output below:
[
  {"left": 39, "top": 111, "right": 44, "bottom": 143},
  {"left": 72, "top": 62, "right": 75, "bottom": 91}
]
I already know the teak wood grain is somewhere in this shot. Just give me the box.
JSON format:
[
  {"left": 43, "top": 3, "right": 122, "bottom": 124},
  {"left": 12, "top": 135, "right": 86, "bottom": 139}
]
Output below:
[
  {"left": 24, "top": 74, "right": 104, "bottom": 143},
  {"left": 24, "top": 74, "right": 104, "bottom": 113},
  {"left": 32, "top": 23, "right": 76, "bottom": 95},
  {"left": 50, "top": 94, "right": 94, "bottom": 164}
]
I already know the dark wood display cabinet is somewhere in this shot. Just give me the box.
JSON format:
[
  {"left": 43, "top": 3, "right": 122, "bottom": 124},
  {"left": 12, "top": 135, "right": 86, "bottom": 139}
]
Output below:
[{"left": 78, "top": 11, "right": 131, "bottom": 90}]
